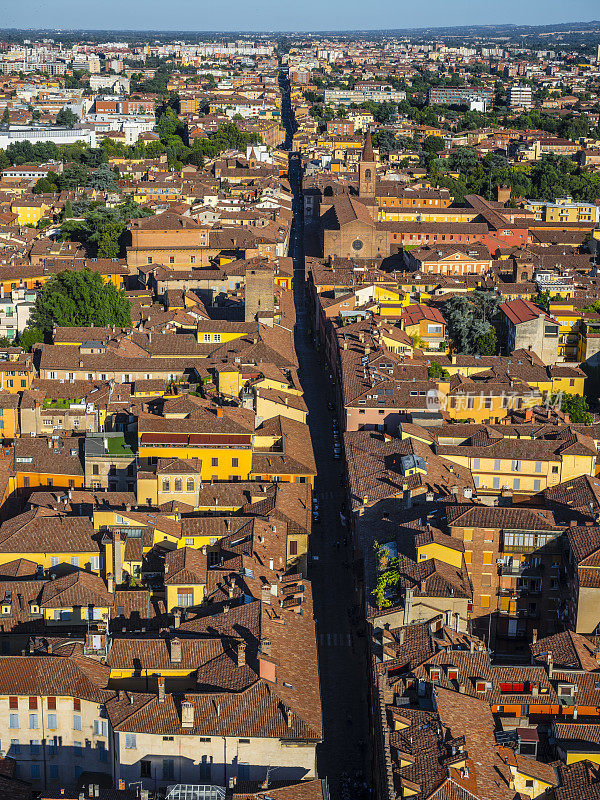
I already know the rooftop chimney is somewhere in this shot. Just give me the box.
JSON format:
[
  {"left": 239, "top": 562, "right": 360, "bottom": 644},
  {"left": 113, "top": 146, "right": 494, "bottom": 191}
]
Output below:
[
  {"left": 170, "top": 637, "right": 182, "bottom": 664},
  {"left": 181, "top": 700, "right": 194, "bottom": 728},
  {"left": 158, "top": 675, "right": 165, "bottom": 703},
  {"left": 236, "top": 639, "right": 246, "bottom": 667}
]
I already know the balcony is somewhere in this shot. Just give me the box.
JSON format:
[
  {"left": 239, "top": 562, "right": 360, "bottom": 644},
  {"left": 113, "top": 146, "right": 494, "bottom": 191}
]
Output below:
[{"left": 499, "top": 563, "right": 544, "bottom": 577}]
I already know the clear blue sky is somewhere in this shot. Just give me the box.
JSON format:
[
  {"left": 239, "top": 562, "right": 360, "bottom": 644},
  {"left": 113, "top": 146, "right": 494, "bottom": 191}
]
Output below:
[{"left": 2, "top": 0, "right": 599, "bottom": 32}]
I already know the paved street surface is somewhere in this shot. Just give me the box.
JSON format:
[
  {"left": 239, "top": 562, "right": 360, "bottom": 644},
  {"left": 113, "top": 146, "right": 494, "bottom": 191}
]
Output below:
[{"left": 279, "top": 71, "right": 371, "bottom": 798}]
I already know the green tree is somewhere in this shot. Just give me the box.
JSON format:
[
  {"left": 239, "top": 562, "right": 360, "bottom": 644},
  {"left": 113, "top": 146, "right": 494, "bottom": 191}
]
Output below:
[
  {"left": 87, "top": 163, "right": 117, "bottom": 192},
  {"left": 32, "top": 174, "right": 59, "bottom": 194},
  {"left": 30, "top": 268, "right": 132, "bottom": 337},
  {"left": 554, "top": 392, "right": 592, "bottom": 423},
  {"left": 442, "top": 291, "right": 501, "bottom": 354},
  {"left": 56, "top": 107, "right": 79, "bottom": 127},
  {"left": 63, "top": 199, "right": 73, "bottom": 220},
  {"left": 428, "top": 361, "right": 450, "bottom": 379},
  {"left": 19, "top": 327, "right": 44, "bottom": 351},
  {"left": 422, "top": 135, "right": 445, "bottom": 154},
  {"left": 475, "top": 327, "right": 497, "bottom": 356},
  {"left": 372, "top": 130, "right": 398, "bottom": 153},
  {"left": 0, "top": 108, "right": 10, "bottom": 127}
]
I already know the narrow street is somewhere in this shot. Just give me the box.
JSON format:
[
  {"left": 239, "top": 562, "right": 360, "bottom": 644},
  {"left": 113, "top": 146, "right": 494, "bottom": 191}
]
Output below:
[{"left": 279, "top": 69, "right": 371, "bottom": 798}]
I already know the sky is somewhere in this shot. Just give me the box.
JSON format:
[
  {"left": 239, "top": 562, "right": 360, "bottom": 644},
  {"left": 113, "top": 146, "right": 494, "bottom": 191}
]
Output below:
[{"left": 2, "top": 0, "right": 599, "bottom": 32}]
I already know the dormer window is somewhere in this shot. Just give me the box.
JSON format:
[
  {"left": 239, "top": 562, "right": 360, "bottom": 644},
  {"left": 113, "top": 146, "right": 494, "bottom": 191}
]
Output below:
[
  {"left": 430, "top": 669, "right": 441, "bottom": 682},
  {"left": 558, "top": 684, "right": 575, "bottom": 697},
  {"left": 448, "top": 669, "right": 458, "bottom": 681},
  {"left": 476, "top": 681, "right": 486, "bottom": 693}
]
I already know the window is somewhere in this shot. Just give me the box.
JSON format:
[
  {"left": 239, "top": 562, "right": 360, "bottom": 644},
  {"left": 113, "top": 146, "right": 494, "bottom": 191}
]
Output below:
[
  {"left": 31, "top": 764, "right": 41, "bottom": 780},
  {"left": 125, "top": 733, "right": 137, "bottom": 749},
  {"left": 476, "top": 681, "right": 486, "bottom": 692},
  {"left": 73, "top": 699, "right": 80, "bottom": 712},
  {"left": 74, "top": 740, "right": 83, "bottom": 757},
  {"left": 493, "top": 477, "right": 500, "bottom": 489},
  {"left": 211, "top": 457, "right": 218, "bottom": 467},
  {"left": 473, "top": 458, "right": 480, "bottom": 470},
  {"left": 534, "top": 461, "right": 542, "bottom": 473},
  {"left": 29, "top": 714, "right": 38, "bottom": 729},
  {"left": 70, "top": 556, "right": 79, "bottom": 567},
  {"left": 552, "top": 465, "right": 559, "bottom": 474},
  {"left": 174, "top": 479, "right": 182, "bottom": 492},
  {"left": 289, "top": 540, "right": 298, "bottom": 556},
  {"left": 185, "top": 538, "right": 194, "bottom": 546},
  {"left": 73, "top": 715, "right": 81, "bottom": 731},
  {"left": 177, "top": 589, "right": 194, "bottom": 608},
  {"left": 91, "top": 556, "right": 100, "bottom": 571},
  {"left": 187, "top": 479, "right": 194, "bottom": 492},
  {"left": 162, "top": 480, "right": 170, "bottom": 493},
  {"left": 480, "top": 595, "right": 490, "bottom": 609},
  {"left": 10, "top": 739, "right": 20, "bottom": 755},
  {"left": 238, "top": 763, "right": 250, "bottom": 781},
  {"left": 30, "top": 739, "right": 40, "bottom": 755},
  {"left": 482, "top": 552, "right": 493, "bottom": 565},
  {"left": 533, "top": 479, "right": 541, "bottom": 492},
  {"left": 232, "top": 457, "right": 239, "bottom": 468},
  {"left": 92, "top": 464, "right": 99, "bottom": 475},
  {"left": 204, "top": 334, "right": 211, "bottom": 342},
  {"left": 9, "top": 697, "right": 18, "bottom": 709},
  {"left": 513, "top": 478, "right": 520, "bottom": 490},
  {"left": 512, "top": 460, "right": 521, "bottom": 472},
  {"left": 9, "top": 713, "right": 18, "bottom": 729},
  {"left": 94, "top": 719, "right": 107, "bottom": 736},
  {"left": 47, "top": 714, "right": 57, "bottom": 730},
  {"left": 199, "top": 755, "right": 213, "bottom": 779},
  {"left": 47, "top": 696, "right": 56, "bottom": 710},
  {"left": 141, "top": 760, "right": 152, "bottom": 778},
  {"left": 163, "top": 759, "right": 175, "bottom": 780}
]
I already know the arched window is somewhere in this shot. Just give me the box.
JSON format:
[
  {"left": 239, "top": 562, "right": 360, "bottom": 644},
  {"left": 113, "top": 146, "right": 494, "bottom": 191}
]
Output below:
[{"left": 364, "top": 168, "right": 372, "bottom": 182}]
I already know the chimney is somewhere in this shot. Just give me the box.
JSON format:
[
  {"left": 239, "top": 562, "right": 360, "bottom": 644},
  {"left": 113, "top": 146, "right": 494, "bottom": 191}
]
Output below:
[
  {"left": 170, "top": 637, "right": 182, "bottom": 664},
  {"left": 547, "top": 650, "right": 554, "bottom": 679},
  {"left": 236, "top": 639, "right": 246, "bottom": 667},
  {"left": 158, "top": 675, "right": 165, "bottom": 703},
  {"left": 532, "top": 629, "right": 538, "bottom": 644},
  {"left": 181, "top": 700, "right": 194, "bottom": 728},
  {"left": 107, "top": 574, "right": 114, "bottom": 594},
  {"left": 286, "top": 708, "right": 293, "bottom": 728},
  {"left": 260, "top": 637, "right": 271, "bottom": 656},
  {"left": 174, "top": 609, "right": 181, "bottom": 628}
]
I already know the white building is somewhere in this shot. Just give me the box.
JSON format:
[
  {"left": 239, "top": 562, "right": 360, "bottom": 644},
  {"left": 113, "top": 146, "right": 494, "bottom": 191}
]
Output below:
[
  {"left": 507, "top": 84, "right": 533, "bottom": 109},
  {"left": 0, "top": 126, "right": 97, "bottom": 150}
]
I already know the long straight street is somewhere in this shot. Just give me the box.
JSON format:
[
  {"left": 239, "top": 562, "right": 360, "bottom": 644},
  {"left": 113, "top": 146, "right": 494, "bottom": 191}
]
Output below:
[{"left": 279, "top": 70, "right": 371, "bottom": 797}]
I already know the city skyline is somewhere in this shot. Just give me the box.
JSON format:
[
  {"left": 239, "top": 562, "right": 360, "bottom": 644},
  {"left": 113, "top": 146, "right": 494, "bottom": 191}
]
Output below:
[{"left": 2, "top": 0, "right": 600, "bottom": 32}]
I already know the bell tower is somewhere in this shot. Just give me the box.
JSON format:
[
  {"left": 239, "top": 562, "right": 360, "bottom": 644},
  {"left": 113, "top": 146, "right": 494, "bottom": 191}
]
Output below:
[{"left": 359, "top": 130, "right": 376, "bottom": 199}]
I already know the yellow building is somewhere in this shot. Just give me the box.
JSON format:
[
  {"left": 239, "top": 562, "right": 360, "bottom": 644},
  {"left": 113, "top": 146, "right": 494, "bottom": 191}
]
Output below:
[
  {"left": 526, "top": 198, "right": 598, "bottom": 224},
  {"left": 10, "top": 199, "right": 50, "bottom": 226},
  {"left": 164, "top": 546, "right": 206, "bottom": 612},
  {"left": 137, "top": 409, "right": 254, "bottom": 484}
]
